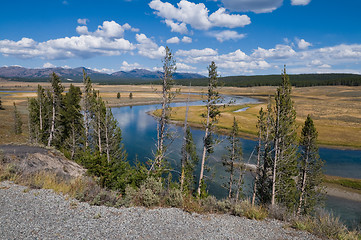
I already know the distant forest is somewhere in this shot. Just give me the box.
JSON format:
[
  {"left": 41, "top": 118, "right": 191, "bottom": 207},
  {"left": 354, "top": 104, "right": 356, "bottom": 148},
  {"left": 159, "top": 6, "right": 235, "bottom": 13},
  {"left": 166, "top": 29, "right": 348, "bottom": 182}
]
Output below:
[
  {"left": 172, "top": 73, "right": 361, "bottom": 87},
  {"left": 4, "top": 73, "right": 361, "bottom": 87}
]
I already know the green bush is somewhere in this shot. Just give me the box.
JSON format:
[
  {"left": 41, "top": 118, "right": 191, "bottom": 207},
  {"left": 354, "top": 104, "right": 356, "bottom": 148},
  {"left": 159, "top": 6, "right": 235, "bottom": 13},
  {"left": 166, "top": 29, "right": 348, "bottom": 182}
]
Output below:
[
  {"left": 201, "top": 196, "right": 218, "bottom": 213},
  {"left": 217, "top": 199, "right": 233, "bottom": 213},
  {"left": 142, "top": 177, "right": 163, "bottom": 195},
  {"left": 240, "top": 200, "right": 268, "bottom": 220},
  {"left": 141, "top": 188, "right": 160, "bottom": 207},
  {"left": 291, "top": 210, "right": 361, "bottom": 240},
  {"left": 166, "top": 188, "right": 183, "bottom": 207}
]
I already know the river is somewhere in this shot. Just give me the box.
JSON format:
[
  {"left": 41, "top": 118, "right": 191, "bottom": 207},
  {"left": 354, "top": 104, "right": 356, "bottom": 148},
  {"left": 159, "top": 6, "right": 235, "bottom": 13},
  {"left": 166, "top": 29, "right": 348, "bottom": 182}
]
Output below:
[{"left": 112, "top": 95, "right": 361, "bottom": 228}]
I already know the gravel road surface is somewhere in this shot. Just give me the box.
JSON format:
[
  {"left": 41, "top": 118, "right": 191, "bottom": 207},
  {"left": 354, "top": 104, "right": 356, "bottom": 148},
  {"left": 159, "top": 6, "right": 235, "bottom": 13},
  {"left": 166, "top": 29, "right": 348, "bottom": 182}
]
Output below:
[{"left": 0, "top": 181, "right": 319, "bottom": 240}]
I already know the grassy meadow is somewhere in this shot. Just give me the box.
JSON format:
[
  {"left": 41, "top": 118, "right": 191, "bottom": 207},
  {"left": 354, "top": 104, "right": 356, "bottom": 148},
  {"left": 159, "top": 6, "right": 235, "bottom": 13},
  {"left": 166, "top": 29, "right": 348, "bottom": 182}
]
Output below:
[{"left": 168, "top": 85, "right": 361, "bottom": 149}]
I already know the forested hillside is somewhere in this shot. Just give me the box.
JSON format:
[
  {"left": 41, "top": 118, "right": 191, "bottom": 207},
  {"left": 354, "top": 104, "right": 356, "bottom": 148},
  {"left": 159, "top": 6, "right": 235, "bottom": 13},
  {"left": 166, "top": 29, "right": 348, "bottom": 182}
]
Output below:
[{"left": 174, "top": 73, "right": 361, "bottom": 87}]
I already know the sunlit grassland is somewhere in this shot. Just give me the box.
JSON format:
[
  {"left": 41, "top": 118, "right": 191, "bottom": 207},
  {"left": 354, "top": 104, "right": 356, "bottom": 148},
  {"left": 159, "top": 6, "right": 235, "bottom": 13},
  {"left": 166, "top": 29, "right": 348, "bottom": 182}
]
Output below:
[
  {"left": 168, "top": 85, "right": 361, "bottom": 149},
  {"left": 324, "top": 175, "right": 361, "bottom": 192}
]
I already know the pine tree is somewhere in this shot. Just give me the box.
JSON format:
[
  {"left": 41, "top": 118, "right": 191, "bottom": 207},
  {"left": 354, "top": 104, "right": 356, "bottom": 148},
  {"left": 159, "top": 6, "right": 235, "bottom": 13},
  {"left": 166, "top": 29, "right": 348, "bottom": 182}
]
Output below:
[
  {"left": 256, "top": 101, "right": 273, "bottom": 205},
  {"left": 13, "top": 102, "right": 22, "bottom": 135},
  {"left": 197, "top": 61, "right": 221, "bottom": 197},
  {"left": 61, "top": 84, "right": 84, "bottom": 159},
  {"left": 252, "top": 108, "right": 265, "bottom": 205},
  {"left": 104, "top": 107, "right": 127, "bottom": 163},
  {"left": 47, "top": 72, "right": 64, "bottom": 147},
  {"left": 82, "top": 70, "right": 94, "bottom": 149},
  {"left": 181, "top": 126, "right": 198, "bottom": 194},
  {"left": 0, "top": 97, "right": 4, "bottom": 110},
  {"left": 223, "top": 117, "right": 243, "bottom": 199},
  {"left": 91, "top": 90, "right": 106, "bottom": 154},
  {"left": 297, "top": 115, "right": 324, "bottom": 215},
  {"left": 271, "top": 66, "right": 298, "bottom": 208},
  {"left": 28, "top": 98, "right": 39, "bottom": 142},
  {"left": 150, "top": 46, "right": 176, "bottom": 174},
  {"left": 28, "top": 85, "right": 50, "bottom": 144},
  {"left": 117, "top": 92, "right": 121, "bottom": 99},
  {"left": 129, "top": 92, "right": 133, "bottom": 99}
]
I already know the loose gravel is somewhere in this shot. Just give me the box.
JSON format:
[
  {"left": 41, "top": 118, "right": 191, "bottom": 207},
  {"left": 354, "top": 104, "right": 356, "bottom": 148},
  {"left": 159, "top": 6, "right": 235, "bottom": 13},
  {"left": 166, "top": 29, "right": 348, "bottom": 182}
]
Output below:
[{"left": 0, "top": 181, "right": 319, "bottom": 240}]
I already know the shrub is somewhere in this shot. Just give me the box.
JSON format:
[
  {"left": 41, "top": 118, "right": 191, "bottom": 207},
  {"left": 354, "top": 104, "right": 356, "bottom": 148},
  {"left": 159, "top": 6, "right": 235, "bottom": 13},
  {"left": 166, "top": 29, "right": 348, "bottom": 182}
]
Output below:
[
  {"left": 268, "top": 204, "right": 291, "bottom": 221},
  {"left": 120, "top": 185, "right": 138, "bottom": 207},
  {"left": 141, "top": 188, "right": 160, "bottom": 207},
  {"left": 291, "top": 209, "right": 361, "bottom": 240},
  {"left": 217, "top": 199, "right": 233, "bottom": 213},
  {"left": 0, "top": 164, "right": 20, "bottom": 181},
  {"left": 240, "top": 200, "right": 268, "bottom": 220},
  {"left": 166, "top": 188, "right": 183, "bottom": 207},
  {"left": 231, "top": 202, "right": 243, "bottom": 217},
  {"left": 201, "top": 196, "right": 218, "bottom": 213},
  {"left": 142, "top": 177, "right": 163, "bottom": 195}
]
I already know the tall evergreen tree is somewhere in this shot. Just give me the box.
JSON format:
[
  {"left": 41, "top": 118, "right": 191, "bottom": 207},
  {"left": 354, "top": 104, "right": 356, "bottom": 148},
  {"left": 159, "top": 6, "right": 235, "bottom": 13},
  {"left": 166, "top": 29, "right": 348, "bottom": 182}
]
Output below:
[
  {"left": 150, "top": 46, "right": 176, "bottom": 174},
  {"left": 0, "top": 97, "right": 4, "bottom": 110},
  {"left": 61, "top": 84, "right": 84, "bottom": 159},
  {"left": 271, "top": 66, "right": 298, "bottom": 208},
  {"left": 181, "top": 126, "right": 198, "bottom": 194},
  {"left": 82, "top": 70, "right": 94, "bottom": 149},
  {"left": 104, "top": 107, "right": 126, "bottom": 162},
  {"left": 256, "top": 101, "right": 273, "bottom": 205},
  {"left": 180, "top": 89, "right": 199, "bottom": 193},
  {"left": 297, "top": 115, "right": 324, "bottom": 214},
  {"left": 197, "top": 61, "right": 221, "bottom": 197},
  {"left": 47, "top": 72, "right": 64, "bottom": 147},
  {"left": 13, "top": 102, "right": 22, "bottom": 135},
  {"left": 252, "top": 107, "right": 266, "bottom": 205},
  {"left": 223, "top": 117, "right": 243, "bottom": 199},
  {"left": 28, "top": 85, "right": 50, "bottom": 144},
  {"left": 91, "top": 90, "right": 106, "bottom": 154},
  {"left": 28, "top": 98, "right": 40, "bottom": 142}
]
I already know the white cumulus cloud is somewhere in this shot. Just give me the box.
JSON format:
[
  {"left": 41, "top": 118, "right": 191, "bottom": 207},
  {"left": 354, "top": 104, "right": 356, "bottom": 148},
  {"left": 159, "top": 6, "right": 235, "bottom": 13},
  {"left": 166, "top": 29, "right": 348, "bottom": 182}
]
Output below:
[
  {"left": 252, "top": 44, "right": 296, "bottom": 59},
  {"left": 165, "top": 20, "right": 188, "bottom": 34},
  {"left": 77, "top": 18, "right": 89, "bottom": 25},
  {"left": 43, "top": 62, "right": 56, "bottom": 68},
  {"left": 297, "top": 38, "right": 312, "bottom": 49},
  {"left": 176, "top": 62, "right": 196, "bottom": 71},
  {"left": 291, "top": 0, "right": 311, "bottom": 6},
  {"left": 212, "top": 30, "right": 246, "bottom": 42},
  {"left": 119, "top": 61, "right": 142, "bottom": 71},
  {"left": 176, "top": 48, "right": 218, "bottom": 57},
  {"left": 181, "top": 36, "right": 192, "bottom": 43},
  {"left": 149, "top": 0, "right": 250, "bottom": 32},
  {"left": 221, "top": 0, "right": 283, "bottom": 13},
  {"left": 0, "top": 21, "right": 135, "bottom": 60},
  {"left": 135, "top": 33, "right": 166, "bottom": 59},
  {"left": 166, "top": 37, "right": 180, "bottom": 44},
  {"left": 209, "top": 8, "right": 250, "bottom": 28}
]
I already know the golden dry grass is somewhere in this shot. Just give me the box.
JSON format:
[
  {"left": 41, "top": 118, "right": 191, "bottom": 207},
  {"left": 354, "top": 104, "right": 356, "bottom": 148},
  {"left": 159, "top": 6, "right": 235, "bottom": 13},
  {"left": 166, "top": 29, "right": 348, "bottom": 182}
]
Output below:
[{"left": 169, "top": 85, "right": 361, "bottom": 149}]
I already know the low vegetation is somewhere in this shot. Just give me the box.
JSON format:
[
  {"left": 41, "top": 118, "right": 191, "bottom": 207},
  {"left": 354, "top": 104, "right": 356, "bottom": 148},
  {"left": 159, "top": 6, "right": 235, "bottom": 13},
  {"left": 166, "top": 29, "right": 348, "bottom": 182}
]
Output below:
[
  {"left": 1, "top": 165, "right": 359, "bottom": 239},
  {"left": 324, "top": 175, "right": 361, "bottom": 191}
]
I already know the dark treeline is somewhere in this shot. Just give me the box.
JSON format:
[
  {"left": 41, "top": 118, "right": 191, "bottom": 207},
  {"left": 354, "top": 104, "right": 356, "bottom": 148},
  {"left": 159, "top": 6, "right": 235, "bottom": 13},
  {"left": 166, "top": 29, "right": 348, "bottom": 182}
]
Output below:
[
  {"left": 5, "top": 73, "right": 361, "bottom": 87},
  {"left": 174, "top": 73, "right": 361, "bottom": 87}
]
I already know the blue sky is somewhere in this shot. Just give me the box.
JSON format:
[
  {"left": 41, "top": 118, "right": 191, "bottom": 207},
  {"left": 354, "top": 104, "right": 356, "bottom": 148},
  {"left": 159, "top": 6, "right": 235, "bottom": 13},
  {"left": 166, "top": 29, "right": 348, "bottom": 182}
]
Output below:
[{"left": 0, "top": 0, "right": 360, "bottom": 76}]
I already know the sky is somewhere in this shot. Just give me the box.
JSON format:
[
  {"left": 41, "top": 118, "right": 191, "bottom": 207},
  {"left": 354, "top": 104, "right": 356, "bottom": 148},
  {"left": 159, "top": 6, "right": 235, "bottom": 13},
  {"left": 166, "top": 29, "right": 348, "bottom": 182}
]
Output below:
[{"left": 0, "top": 0, "right": 360, "bottom": 76}]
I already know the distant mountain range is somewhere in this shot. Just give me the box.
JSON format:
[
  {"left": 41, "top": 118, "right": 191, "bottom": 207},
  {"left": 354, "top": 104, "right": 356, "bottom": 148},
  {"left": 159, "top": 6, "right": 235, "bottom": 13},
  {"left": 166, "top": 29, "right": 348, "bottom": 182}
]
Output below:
[{"left": 0, "top": 66, "right": 205, "bottom": 83}]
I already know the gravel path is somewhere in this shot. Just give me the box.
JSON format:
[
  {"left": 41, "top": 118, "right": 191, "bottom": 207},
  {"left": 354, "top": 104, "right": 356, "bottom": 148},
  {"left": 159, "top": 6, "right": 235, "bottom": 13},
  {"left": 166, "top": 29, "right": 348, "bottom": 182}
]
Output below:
[{"left": 0, "top": 181, "right": 319, "bottom": 240}]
